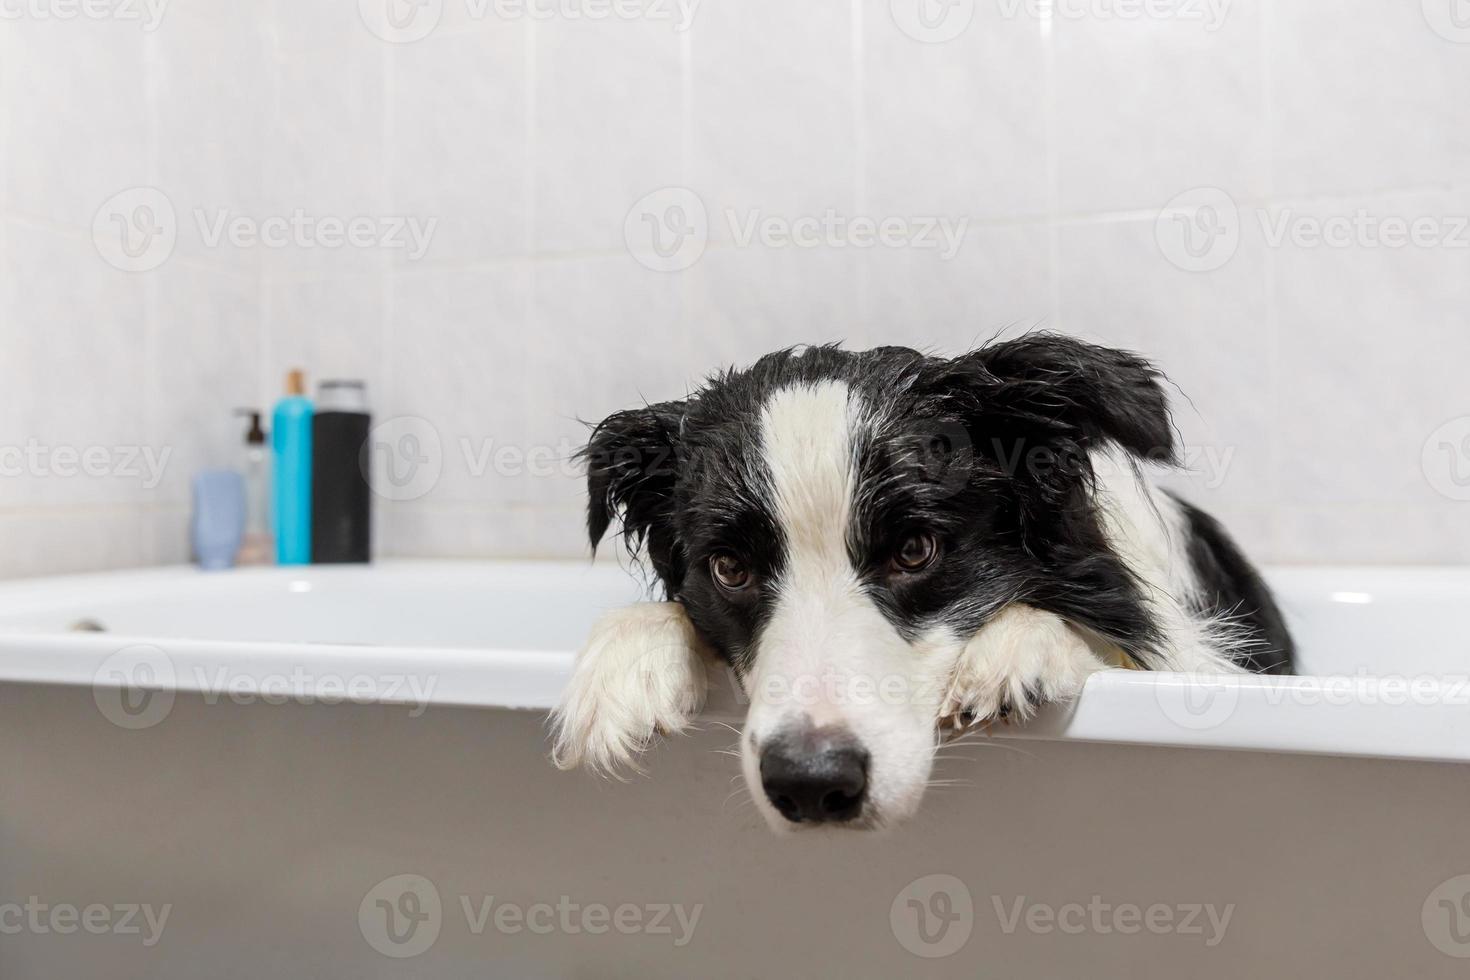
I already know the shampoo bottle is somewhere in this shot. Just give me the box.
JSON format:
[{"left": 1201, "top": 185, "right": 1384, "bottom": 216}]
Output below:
[
  {"left": 311, "top": 380, "right": 372, "bottom": 563},
  {"left": 272, "top": 369, "right": 313, "bottom": 565}
]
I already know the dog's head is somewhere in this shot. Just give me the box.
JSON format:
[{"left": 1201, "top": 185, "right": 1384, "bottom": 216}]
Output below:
[{"left": 583, "top": 335, "right": 1175, "bottom": 830}]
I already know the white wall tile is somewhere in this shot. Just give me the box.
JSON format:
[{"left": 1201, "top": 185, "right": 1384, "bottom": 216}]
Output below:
[
  {"left": 386, "top": 263, "right": 532, "bottom": 505},
  {"left": 270, "top": 0, "right": 378, "bottom": 49},
  {"left": 864, "top": 3, "right": 1048, "bottom": 221},
  {"left": 1271, "top": 190, "right": 1470, "bottom": 512},
  {"left": 532, "top": 18, "right": 683, "bottom": 253},
  {"left": 1055, "top": 213, "right": 1276, "bottom": 516},
  {"left": 1053, "top": 0, "right": 1267, "bottom": 215},
  {"left": 0, "top": 26, "right": 9, "bottom": 206},
  {"left": 852, "top": 222, "right": 1053, "bottom": 353},
  {"left": 1207, "top": 505, "right": 1277, "bottom": 565},
  {"left": 429, "top": 0, "right": 509, "bottom": 38},
  {"left": 141, "top": 504, "right": 192, "bottom": 567},
  {"left": 262, "top": 274, "right": 389, "bottom": 403},
  {"left": 149, "top": 264, "right": 262, "bottom": 507},
  {"left": 526, "top": 255, "right": 688, "bottom": 508},
  {"left": 1269, "top": 0, "right": 1470, "bottom": 198},
  {"left": 689, "top": 0, "right": 856, "bottom": 244},
  {"left": 1271, "top": 502, "right": 1470, "bottom": 565},
  {"left": 0, "top": 20, "right": 153, "bottom": 229},
  {"left": 0, "top": 219, "right": 150, "bottom": 509},
  {"left": 262, "top": 21, "right": 390, "bottom": 278},
  {"left": 389, "top": 24, "right": 529, "bottom": 265},
  {"left": 152, "top": 0, "right": 270, "bottom": 271},
  {"left": 0, "top": 508, "right": 149, "bottom": 580},
  {"left": 681, "top": 244, "right": 862, "bottom": 368},
  {"left": 378, "top": 502, "right": 587, "bottom": 560}
]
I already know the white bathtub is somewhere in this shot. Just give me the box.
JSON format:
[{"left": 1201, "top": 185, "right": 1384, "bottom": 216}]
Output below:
[{"left": 1, "top": 561, "right": 1468, "bottom": 978}]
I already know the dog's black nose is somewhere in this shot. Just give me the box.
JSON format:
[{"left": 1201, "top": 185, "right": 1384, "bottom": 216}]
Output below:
[{"left": 759, "top": 727, "right": 869, "bottom": 824}]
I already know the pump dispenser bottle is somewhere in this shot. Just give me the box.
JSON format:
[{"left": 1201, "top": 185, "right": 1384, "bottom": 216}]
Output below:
[{"left": 235, "top": 409, "right": 273, "bottom": 565}]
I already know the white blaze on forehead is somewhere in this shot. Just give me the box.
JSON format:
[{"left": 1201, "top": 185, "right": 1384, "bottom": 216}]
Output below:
[
  {"left": 754, "top": 380, "right": 870, "bottom": 729},
  {"left": 759, "top": 381, "right": 858, "bottom": 581},
  {"left": 746, "top": 380, "right": 948, "bottom": 828}
]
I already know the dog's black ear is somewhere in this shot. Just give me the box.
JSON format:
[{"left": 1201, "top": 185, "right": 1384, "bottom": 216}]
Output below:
[
  {"left": 581, "top": 399, "right": 687, "bottom": 561},
  {"left": 964, "top": 333, "right": 1176, "bottom": 463}
]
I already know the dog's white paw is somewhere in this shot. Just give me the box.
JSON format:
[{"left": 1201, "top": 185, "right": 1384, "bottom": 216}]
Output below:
[
  {"left": 550, "top": 602, "right": 709, "bottom": 776},
  {"left": 942, "top": 604, "right": 1103, "bottom": 726}
]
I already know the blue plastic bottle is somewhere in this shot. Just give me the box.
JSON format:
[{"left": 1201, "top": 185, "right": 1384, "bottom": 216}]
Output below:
[
  {"left": 272, "top": 369, "right": 314, "bottom": 565},
  {"left": 191, "top": 469, "right": 246, "bottom": 571}
]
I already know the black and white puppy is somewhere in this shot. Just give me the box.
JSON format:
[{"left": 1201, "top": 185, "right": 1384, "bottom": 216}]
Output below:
[{"left": 551, "top": 335, "right": 1293, "bottom": 832}]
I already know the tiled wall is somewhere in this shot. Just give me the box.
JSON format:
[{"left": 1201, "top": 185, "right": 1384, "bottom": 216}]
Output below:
[{"left": 1, "top": 0, "right": 1469, "bottom": 578}]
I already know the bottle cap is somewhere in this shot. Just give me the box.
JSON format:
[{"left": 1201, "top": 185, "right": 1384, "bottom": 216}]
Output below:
[
  {"left": 286, "top": 369, "right": 306, "bottom": 397},
  {"left": 317, "top": 379, "right": 369, "bottom": 413},
  {"left": 234, "top": 409, "right": 266, "bottom": 446}
]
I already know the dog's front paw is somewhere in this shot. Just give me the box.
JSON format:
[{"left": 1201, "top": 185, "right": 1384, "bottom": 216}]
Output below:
[
  {"left": 550, "top": 602, "right": 709, "bottom": 776},
  {"left": 942, "top": 605, "right": 1103, "bottom": 727}
]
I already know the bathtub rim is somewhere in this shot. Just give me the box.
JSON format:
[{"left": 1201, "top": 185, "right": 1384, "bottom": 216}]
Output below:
[{"left": 0, "top": 560, "right": 1469, "bottom": 766}]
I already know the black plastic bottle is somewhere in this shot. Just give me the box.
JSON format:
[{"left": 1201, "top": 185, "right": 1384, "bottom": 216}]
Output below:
[{"left": 311, "top": 380, "right": 371, "bottom": 563}]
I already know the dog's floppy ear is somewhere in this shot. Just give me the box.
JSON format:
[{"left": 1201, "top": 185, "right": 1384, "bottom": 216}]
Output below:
[
  {"left": 581, "top": 399, "right": 687, "bottom": 569},
  {"left": 964, "top": 333, "right": 1177, "bottom": 463}
]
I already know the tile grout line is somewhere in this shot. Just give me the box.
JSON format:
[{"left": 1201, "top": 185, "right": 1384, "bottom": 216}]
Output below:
[
  {"left": 678, "top": 12, "right": 696, "bottom": 376},
  {"left": 1042, "top": 1, "right": 1060, "bottom": 330},
  {"left": 382, "top": 15, "right": 396, "bottom": 436},
  {"left": 850, "top": 0, "right": 870, "bottom": 341},
  {"left": 142, "top": 19, "right": 163, "bottom": 565},
  {"left": 520, "top": 15, "right": 541, "bottom": 498},
  {"left": 1260, "top": 0, "right": 1283, "bottom": 553}
]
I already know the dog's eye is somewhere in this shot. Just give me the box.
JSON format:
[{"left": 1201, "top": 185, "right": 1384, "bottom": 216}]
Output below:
[
  {"left": 892, "top": 532, "right": 940, "bottom": 573},
  {"left": 710, "top": 553, "right": 753, "bottom": 592}
]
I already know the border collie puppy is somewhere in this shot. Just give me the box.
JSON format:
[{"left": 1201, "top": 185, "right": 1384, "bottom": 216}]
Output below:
[{"left": 552, "top": 335, "right": 1293, "bottom": 832}]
